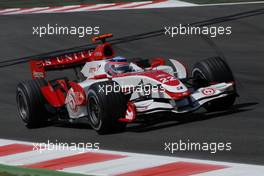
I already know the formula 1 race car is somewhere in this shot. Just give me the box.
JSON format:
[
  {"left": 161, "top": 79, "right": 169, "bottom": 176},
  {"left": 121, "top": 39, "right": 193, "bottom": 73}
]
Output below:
[{"left": 16, "top": 33, "right": 237, "bottom": 134}]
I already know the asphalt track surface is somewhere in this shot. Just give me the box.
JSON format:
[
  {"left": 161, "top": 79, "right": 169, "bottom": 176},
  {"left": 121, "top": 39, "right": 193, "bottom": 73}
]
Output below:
[{"left": 0, "top": 4, "right": 264, "bottom": 165}]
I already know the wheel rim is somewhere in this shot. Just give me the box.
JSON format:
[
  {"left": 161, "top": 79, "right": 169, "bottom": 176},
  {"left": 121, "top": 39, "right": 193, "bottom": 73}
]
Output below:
[
  {"left": 17, "top": 92, "right": 29, "bottom": 122},
  {"left": 88, "top": 97, "right": 101, "bottom": 128}
]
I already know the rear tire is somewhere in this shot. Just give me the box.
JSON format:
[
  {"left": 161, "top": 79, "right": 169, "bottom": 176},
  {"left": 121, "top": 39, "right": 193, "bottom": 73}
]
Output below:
[
  {"left": 192, "top": 57, "right": 236, "bottom": 111},
  {"left": 16, "top": 79, "right": 51, "bottom": 128},
  {"left": 87, "top": 81, "right": 128, "bottom": 134}
]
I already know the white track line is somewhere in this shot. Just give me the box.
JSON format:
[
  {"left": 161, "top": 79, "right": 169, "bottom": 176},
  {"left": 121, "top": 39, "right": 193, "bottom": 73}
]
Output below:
[
  {"left": 134, "top": 0, "right": 195, "bottom": 8},
  {"left": 0, "top": 139, "right": 16, "bottom": 146},
  {"left": 197, "top": 1, "right": 264, "bottom": 6}
]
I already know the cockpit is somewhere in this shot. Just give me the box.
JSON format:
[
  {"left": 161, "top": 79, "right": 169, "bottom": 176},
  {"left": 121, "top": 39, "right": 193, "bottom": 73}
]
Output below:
[{"left": 105, "top": 56, "right": 134, "bottom": 75}]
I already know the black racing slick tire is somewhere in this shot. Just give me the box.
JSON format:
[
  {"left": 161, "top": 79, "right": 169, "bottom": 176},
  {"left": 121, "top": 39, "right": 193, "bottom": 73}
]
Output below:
[
  {"left": 16, "top": 79, "right": 50, "bottom": 128},
  {"left": 192, "top": 57, "right": 236, "bottom": 111},
  {"left": 87, "top": 81, "right": 128, "bottom": 134}
]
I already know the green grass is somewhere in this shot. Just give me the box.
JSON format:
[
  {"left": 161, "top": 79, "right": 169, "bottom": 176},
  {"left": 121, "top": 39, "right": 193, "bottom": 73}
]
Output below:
[
  {"left": 0, "top": 164, "right": 92, "bottom": 176},
  {"left": 184, "top": 0, "right": 264, "bottom": 4}
]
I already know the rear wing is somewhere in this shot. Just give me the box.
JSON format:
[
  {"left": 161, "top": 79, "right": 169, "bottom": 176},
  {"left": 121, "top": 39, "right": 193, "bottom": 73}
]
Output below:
[
  {"left": 30, "top": 34, "right": 114, "bottom": 79},
  {"left": 30, "top": 49, "right": 94, "bottom": 79}
]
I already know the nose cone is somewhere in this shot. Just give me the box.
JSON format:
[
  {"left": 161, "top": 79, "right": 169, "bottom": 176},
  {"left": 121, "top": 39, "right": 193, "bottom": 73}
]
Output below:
[{"left": 142, "top": 70, "right": 180, "bottom": 86}]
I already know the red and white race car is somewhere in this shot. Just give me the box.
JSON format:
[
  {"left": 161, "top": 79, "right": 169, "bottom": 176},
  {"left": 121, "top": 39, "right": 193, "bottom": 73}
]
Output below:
[{"left": 16, "top": 34, "right": 237, "bottom": 134}]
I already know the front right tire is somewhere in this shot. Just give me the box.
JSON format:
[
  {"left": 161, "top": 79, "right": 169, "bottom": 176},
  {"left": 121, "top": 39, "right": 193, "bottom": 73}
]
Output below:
[{"left": 192, "top": 57, "right": 237, "bottom": 111}]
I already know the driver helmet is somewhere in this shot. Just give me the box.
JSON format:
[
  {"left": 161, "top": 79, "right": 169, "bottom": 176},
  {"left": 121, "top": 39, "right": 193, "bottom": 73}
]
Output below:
[{"left": 106, "top": 56, "right": 131, "bottom": 75}]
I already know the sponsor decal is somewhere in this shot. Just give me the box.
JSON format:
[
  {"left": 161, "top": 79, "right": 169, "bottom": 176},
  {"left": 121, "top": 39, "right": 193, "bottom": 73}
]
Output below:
[
  {"left": 42, "top": 50, "right": 93, "bottom": 66},
  {"left": 201, "top": 88, "right": 215, "bottom": 96},
  {"left": 89, "top": 64, "right": 101, "bottom": 73},
  {"left": 66, "top": 91, "right": 85, "bottom": 112}
]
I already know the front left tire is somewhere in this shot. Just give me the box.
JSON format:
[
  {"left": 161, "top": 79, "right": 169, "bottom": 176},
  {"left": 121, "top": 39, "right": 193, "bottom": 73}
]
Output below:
[{"left": 87, "top": 81, "right": 128, "bottom": 134}]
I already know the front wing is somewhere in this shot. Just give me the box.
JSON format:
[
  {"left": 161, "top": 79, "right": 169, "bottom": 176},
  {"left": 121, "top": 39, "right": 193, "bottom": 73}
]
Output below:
[{"left": 134, "top": 82, "right": 235, "bottom": 114}]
